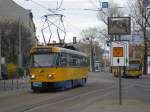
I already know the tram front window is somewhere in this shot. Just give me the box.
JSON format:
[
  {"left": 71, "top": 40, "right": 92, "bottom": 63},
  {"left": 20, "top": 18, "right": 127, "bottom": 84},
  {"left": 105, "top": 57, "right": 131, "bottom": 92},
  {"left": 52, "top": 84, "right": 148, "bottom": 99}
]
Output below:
[
  {"left": 128, "top": 64, "right": 140, "bottom": 70},
  {"left": 31, "top": 53, "right": 57, "bottom": 67}
]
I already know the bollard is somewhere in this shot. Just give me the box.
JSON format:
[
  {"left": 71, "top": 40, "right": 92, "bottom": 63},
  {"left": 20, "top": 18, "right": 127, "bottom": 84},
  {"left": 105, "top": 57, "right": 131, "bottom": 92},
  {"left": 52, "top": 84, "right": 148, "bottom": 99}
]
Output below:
[
  {"left": 3, "top": 79, "right": 6, "bottom": 91},
  {"left": 11, "top": 79, "right": 14, "bottom": 90},
  {"left": 16, "top": 79, "right": 19, "bottom": 89}
]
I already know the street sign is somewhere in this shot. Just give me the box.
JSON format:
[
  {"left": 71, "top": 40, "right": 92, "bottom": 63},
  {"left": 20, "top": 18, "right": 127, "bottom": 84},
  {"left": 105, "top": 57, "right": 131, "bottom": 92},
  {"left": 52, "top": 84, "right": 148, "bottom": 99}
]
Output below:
[
  {"left": 111, "top": 41, "right": 129, "bottom": 67},
  {"left": 102, "top": 2, "right": 109, "bottom": 8},
  {"left": 113, "top": 47, "right": 123, "bottom": 57},
  {"left": 143, "top": 0, "right": 150, "bottom": 7}
]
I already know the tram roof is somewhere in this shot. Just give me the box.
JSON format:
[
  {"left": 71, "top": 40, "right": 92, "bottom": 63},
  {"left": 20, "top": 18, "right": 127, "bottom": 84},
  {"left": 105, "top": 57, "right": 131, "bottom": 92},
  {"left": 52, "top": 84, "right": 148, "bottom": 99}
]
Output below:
[{"left": 30, "top": 45, "right": 87, "bottom": 57}]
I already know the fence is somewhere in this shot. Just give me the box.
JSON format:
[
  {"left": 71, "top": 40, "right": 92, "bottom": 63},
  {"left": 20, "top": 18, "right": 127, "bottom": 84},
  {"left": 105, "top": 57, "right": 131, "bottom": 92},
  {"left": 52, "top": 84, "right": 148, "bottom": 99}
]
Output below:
[{"left": 0, "top": 77, "right": 30, "bottom": 91}]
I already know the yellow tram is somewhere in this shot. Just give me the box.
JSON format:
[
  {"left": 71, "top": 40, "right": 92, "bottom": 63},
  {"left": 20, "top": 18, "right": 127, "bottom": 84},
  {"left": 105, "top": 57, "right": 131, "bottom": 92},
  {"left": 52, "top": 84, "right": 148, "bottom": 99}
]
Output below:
[
  {"left": 29, "top": 45, "right": 89, "bottom": 91},
  {"left": 125, "top": 59, "right": 142, "bottom": 78},
  {"left": 111, "top": 59, "right": 142, "bottom": 78}
]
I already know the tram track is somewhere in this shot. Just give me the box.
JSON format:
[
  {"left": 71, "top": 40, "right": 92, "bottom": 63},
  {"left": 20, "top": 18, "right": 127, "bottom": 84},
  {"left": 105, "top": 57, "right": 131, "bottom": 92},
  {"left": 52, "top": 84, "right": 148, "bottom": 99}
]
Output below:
[
  {"left": 23, "top": 80, "right": 139, "bottom": 112},
  {"left": 23, "top": 85, "right": 114, "bottom": 112},
  {"left": 1, "top": 73, "right": 150, "bottom": 112}
]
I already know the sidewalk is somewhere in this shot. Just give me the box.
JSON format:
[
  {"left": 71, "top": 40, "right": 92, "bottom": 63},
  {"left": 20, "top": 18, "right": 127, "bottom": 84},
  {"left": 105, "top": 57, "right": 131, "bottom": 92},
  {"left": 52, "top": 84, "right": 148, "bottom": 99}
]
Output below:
[
  {"left": 83, "top": 99, "right": 150, "bottom": 112},
  {"left": 0, "top": 77, "right": 31, "bottom": 98},
  {"left": 0, "top": 88, "right": 31, "bottom": 98}
]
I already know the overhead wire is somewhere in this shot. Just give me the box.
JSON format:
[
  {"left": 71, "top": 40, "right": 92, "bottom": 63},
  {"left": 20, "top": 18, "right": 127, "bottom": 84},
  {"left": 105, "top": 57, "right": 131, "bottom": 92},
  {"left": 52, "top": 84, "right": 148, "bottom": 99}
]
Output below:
[
  {"left": 88, "top": 0, "right": 99, "bottom": 9},
  {"left": 28, "top": 0, "right": 56, "bottom": 14},
  {"left": 56, "top": 0, "right": 64, "bottom": 10},
  {"left": 63, "top": 18, "right": 83, "bottom": 32},
  {"left": 29, "top": 0, "right": 67, "bottom": 44},
  {"left": 60, "top": 15, "right": 66, "bottom": 41},
  {"left": 28, "top": 0, "right": 108, "bottom": 43}
]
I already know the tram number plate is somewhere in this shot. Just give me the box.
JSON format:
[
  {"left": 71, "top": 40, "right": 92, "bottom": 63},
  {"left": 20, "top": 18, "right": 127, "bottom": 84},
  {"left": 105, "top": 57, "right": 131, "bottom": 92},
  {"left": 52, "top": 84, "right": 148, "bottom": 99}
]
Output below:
[{"left": 33, "top": 82, "right": 42, "bottom": 87}]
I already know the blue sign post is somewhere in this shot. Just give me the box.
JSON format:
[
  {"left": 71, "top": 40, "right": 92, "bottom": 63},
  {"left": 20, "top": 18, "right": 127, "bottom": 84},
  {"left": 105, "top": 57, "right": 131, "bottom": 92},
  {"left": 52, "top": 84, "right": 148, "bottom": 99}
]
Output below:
[
  {"left": 143, "top": 0, "right": 150, "bottom": 7},
  {"left": 102, "top": 2, "right": 109, "bottom": 8}
]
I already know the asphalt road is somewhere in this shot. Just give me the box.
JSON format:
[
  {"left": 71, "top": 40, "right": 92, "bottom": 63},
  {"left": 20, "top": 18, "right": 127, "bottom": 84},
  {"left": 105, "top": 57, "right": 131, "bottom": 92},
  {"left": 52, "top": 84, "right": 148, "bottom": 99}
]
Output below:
[{"left": 0, "top": 72, "right": 150, "bottom": 112}]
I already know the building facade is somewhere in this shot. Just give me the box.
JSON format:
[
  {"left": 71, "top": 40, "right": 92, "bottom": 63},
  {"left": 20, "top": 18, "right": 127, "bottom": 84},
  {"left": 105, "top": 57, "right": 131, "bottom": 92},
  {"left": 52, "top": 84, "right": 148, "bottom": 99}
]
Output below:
[
  {"left": 0, "top": 0, "right": 37, "bottom": 79},
  {"left": 0, "top": 0, "right": 36, "bottom": 42}
]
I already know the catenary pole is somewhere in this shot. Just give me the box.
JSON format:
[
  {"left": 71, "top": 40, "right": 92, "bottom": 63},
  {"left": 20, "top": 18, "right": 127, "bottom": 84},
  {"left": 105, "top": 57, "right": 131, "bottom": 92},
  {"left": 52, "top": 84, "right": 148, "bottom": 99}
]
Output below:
[
  {"left": 18, "top": 17, "right": 22, "bottom": 68},
  {"left": 0, "top": 30, "right": 1, "bottom": 79}
]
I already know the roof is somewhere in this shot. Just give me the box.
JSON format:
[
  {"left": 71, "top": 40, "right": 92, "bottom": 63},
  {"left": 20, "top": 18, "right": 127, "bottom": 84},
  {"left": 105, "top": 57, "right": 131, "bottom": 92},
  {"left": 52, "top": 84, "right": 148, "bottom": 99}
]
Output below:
[
  {"left": 30, "top": 45, "right": 87, "bottom": 57},
  {"left": 0, "top": 0, "right": 31, "bottom": 13},
  {"left": 0, "top": 0, "right": 32, "bottom": 23}
]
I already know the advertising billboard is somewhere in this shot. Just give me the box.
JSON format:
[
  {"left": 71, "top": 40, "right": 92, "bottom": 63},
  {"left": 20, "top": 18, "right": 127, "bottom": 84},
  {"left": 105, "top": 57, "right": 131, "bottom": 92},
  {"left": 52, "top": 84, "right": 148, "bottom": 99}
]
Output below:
[{"left": 108, "top": 17, "right": 131, "bottom": 35}]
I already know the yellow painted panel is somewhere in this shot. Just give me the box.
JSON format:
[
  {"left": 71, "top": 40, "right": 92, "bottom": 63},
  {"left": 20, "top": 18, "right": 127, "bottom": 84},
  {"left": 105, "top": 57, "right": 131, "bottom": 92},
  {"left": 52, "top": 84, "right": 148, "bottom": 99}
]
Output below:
[{"left": 30, "top": 67, "right": 89, "bottom": 82}]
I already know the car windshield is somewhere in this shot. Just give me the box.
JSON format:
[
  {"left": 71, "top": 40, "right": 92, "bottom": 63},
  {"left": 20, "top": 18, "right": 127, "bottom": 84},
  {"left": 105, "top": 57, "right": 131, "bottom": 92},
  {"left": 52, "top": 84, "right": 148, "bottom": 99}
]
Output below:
[
  {"left": 128, "top": 64, "right": 140, "bottom": 70},
  {"left": 30, "top": 53, "right": 57, "bottom": 67}
]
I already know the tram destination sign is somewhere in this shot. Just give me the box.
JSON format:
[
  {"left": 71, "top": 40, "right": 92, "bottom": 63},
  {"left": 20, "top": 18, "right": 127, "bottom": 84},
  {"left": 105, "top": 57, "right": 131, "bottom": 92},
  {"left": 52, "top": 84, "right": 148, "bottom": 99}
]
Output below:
[{"left": 108, "top": 17, "right": 131, "bottom": 35}]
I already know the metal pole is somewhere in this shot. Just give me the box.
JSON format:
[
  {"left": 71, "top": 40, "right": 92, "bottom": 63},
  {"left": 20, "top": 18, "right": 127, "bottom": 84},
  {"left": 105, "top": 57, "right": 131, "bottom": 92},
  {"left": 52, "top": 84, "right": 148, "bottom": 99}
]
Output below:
[
  {"left": 91, "top": 37, "right": 95, "bottom": 72},
  {"left": 104, "top": 42, "right": 107, "bottom": 72},
  {"left": 16, "top": 79, "right": 19, "bottom": 89},
  {"left": 11, "top": 79, "right": 14, "bottom": 90},
  {"left": 18, "top": 17, "right": 22, "bottom": 68},
  {"left": 119, "top": 66, "right": 122, "bottom": 105},
  {"left": 3, "top": 79, "right": 6, "bottom": 91},
  {"left": 118, "top": 35, "right": 122, "bottom": 105},
  {"left": 0, "top": 30, "right": 1, "bottom": 79}
]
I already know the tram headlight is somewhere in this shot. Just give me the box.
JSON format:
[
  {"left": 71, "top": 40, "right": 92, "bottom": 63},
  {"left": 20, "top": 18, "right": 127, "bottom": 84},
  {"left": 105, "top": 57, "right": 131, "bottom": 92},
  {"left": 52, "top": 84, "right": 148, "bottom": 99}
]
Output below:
[
  {"left": 48, "top": 74, "right": 53, "bottom": 79},
  {"left": 31, "top": 74, "right": 35, "bottom": 79}
]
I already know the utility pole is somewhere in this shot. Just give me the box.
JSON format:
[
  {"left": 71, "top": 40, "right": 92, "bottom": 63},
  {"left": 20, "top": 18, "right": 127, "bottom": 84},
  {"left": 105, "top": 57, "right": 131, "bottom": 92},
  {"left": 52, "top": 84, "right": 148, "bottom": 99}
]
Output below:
[
  {"left": 132, "top": 21, "right": 135, "bottom": 59},
  {"left": 18, "top": 17, "right": 22, "bottom": 68},
  {"left": 0, "top": 30, "right": 1, "bottom": 79},
  {"left": 90, "top": 37, "right": 95, "bottom": 72}
]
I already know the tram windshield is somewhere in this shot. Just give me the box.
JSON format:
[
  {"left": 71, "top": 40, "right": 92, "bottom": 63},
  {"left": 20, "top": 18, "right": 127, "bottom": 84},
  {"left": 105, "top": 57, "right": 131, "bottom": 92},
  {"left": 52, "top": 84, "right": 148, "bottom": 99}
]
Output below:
[
  {"left": 30, "top": 53, "right": 57, "bottom": 67},
  {"left": 128, "top": 60, "right": 141, "bottom": 70}
]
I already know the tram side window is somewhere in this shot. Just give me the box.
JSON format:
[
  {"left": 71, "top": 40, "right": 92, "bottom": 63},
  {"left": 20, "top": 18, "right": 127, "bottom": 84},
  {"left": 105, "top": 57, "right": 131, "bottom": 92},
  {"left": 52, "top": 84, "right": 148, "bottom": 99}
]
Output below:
[
  {"left": 82, "top": 57, "right": 88, "bottom": 67},
  {"left": 80, "top": 57, "right": 83, "bottom": 66},
  {"left": 85, "top": 58, "right": 88, "bottom": 66},
  {"left": 81, "top": 57, "right": 85, "bottom": 66},
  {"left": 68, "top": 55, "right": 88, "bottom": 67},
  {"left": 69, "top": 55, "right": 77, "bottom": 67},
  {"left": 76, "top": 57, "right": 81, "bottom": 67},
  {"left": 72, "top": 56, "right": 77, "bottom": 67},
  {"left": 60, "top": 53, "right": 67, "bottom": 67},
  {"left": 69, "top": 55, "right": 73, "bottom": 66}
]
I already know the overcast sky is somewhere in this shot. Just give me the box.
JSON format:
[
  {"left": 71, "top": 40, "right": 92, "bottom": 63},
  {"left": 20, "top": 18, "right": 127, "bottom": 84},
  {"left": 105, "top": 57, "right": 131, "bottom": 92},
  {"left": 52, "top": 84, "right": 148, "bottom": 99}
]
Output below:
[{"left": 13, "top": 0, "right": 127, "bottom": 43}]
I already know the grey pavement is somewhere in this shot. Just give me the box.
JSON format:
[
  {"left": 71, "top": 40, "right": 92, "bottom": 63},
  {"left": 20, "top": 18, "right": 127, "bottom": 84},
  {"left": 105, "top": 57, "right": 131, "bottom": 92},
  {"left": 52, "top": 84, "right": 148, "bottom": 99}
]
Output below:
[{"left": 0, "top": 72, "right": 150, "bottom": 112}]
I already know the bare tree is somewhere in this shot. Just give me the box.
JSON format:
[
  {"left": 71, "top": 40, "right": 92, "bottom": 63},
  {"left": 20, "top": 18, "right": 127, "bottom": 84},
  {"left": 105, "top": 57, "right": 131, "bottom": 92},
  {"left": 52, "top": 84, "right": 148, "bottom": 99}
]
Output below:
[
  {"left": 128, "top": 0, "right": 150, "bottom": 74},
  {"left": 97, "top": 1, "right": 124, "bottom": 25},
  {"left": 80, "top": 27, "right": 102, "bottom": 40},
  {"left": 97, "top": 1, "right": 125, "bottom": 41},
  {"left": 0, "top": 20, "right": 34, "bottom": 65},
  {"left": 80, "top": 27, "right": 104, "bottom": 71}
]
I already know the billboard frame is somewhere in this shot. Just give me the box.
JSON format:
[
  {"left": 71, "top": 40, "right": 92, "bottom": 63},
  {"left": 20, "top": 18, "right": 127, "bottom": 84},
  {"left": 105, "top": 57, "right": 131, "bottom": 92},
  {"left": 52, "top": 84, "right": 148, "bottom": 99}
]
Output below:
[{"left": 108, "top": 17, "right": 131, "bottom": 35}]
